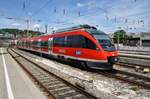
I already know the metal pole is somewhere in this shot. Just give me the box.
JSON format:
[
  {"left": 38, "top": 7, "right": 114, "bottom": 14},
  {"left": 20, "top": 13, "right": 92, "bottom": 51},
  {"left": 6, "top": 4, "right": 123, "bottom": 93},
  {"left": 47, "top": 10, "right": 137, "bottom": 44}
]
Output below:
[
  {"left": 123, "top": 32, "right": 124, "bottom": 44},
  {"left": 45, "top": 24, "right": 47, "bottom": 34},
  {"left": 117, "top": 32, "right": 119, "bottom": 49},
  {"left": 140, "top": 33, "right": 142, "bottom": 47},
  {"left": 26, "top": 19, "right": 29, "bottom": 37}
]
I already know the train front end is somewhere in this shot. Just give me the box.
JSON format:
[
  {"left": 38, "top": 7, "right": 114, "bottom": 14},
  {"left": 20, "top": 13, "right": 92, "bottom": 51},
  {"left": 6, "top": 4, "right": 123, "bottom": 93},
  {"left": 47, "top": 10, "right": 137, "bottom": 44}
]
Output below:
[
  {"left": 93, "top": 33, "right": 118, "bottom": 63},
  {"left": 86, "top": 29, "right": 118, "bottom": 70}
]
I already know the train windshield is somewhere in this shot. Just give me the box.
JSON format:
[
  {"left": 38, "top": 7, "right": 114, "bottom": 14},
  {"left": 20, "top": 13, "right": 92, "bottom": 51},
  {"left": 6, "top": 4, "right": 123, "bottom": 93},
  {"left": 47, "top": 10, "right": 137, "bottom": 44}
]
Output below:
[
  {"left": 86, "top": 29, "right": 116, "bottom": 51},
  {"left": 94, "top": 34, "right": 115, "bottom": 51},
  {"left": 93, "top": 34, "right": 113, "bottom": 47}
]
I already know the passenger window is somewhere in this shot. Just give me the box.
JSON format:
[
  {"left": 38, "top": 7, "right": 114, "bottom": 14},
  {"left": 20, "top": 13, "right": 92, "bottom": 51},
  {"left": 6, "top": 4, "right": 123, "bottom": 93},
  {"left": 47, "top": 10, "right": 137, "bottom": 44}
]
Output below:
[
  {"left": 33, "top": 41, "right": 38, "bottom": 47},
  {"left": 41, "top": 41, "right": 48, "bottom": 47},
  {"left": 72, "top": 35, "right": 86, "bottom": 48},
  {"left": 53, "top": 35, "right": 97, "bottom": 50},
  {"left": 53, "top": 37, "right": 65, "bottom": 47},
  {"left": 66, "top": 36, "right": 73, "bottom": 47},
  {"left": 66, "top": 35, "right": 96, "bottom": 49},
  {"left": 65, "top": 35, "right": 85, "bottom": 48}
]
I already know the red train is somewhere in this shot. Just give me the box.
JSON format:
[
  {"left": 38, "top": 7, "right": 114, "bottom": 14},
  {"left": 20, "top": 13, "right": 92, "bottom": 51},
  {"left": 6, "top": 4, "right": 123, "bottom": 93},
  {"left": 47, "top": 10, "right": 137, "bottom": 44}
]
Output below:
[{"left": 17, "top": 25, "right": 118, "bottom": 70}]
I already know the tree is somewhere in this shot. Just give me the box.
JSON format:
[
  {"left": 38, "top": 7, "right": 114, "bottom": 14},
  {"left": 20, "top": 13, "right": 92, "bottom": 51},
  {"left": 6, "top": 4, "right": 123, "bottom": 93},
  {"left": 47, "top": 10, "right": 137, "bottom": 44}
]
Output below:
[
  {"left": 0, "top": 28, "right": 44, "bottom": 38},
  {"left": 24, "top": 30, "right": 44, "bottom": 37},
  {"left": 0, "top": 28, "right": 23, "bottom": 38},
  {"left": 113, "top": 30, "right": 126, "bottom": 44}
]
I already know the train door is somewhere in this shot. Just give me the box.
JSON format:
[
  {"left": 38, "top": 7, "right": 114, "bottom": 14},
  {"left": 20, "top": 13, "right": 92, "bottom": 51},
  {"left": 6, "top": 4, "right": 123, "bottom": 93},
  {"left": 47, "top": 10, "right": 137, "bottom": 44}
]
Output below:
[
  {"left": 38, "top": 39, "right": 41, "bottom": 51},
  {"left": 30, "top": 40, "right": 33, "bottom": 50},
  {"left": 48, "top": 38, "right": 53, "bottom": 54}
]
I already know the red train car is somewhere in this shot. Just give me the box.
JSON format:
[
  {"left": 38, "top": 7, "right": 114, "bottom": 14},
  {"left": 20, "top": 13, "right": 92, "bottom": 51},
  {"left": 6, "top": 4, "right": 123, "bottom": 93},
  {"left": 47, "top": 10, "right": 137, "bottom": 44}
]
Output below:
[{"left": 17, "top": 25, "right": 118, "bottom": 70}]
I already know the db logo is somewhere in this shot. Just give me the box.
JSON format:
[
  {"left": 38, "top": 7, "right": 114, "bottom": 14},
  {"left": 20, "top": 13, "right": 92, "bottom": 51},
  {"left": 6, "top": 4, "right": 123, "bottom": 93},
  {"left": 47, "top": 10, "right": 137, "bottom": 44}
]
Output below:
[{"left": 76, "top": 50, "right": 82, "bottom": 55}]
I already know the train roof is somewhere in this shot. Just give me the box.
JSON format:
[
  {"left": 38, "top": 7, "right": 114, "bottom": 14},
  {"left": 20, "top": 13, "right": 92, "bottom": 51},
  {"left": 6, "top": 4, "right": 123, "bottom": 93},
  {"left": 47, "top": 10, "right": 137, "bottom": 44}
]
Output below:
[
  {"left": 54, "top": 24, "right": 106, "bottom": 35},
  {"left": 18, "top": 24, "right": 107, "bottom": 42},
  {"left": 54, "top": 24, "right": 97, "bottom": 34}
]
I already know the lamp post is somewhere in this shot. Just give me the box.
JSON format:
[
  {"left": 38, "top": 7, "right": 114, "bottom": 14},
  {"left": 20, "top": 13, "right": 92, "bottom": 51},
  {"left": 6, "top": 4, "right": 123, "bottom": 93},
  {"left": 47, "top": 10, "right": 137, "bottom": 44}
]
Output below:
[
  {"left": 117, "top": 27, "right": 121, "bottom": 49},
  {"left": 45, "top": 24, "right": 48, "bottom": 34},
  {"left": 117, "top": 32, "right": 120, "bottom": 49},
  {"left": 26, "top": 19, "right": 29, "bottom": 37}
]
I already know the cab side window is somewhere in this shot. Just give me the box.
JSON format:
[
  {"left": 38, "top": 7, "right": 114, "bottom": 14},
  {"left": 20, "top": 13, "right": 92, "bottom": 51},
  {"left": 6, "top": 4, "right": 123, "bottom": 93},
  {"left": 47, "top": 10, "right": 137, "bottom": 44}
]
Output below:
[{"left": 86, "top": 38, "right": 96, "bottom": 50}]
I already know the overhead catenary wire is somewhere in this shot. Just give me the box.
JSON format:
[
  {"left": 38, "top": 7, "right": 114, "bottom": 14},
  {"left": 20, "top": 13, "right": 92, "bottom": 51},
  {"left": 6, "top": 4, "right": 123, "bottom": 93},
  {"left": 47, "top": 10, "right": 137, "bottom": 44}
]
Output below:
[
  {"left": 53, "top": 7, "right": 108, "bottom": 26},
  {"left": 31, "top": 0, "right": 52, "bottom": 18},
  {"left": 19, "top": 0, "right": 150, "bottom": 32},
  {"left": 56, "top": 2, "right": 150, "bottom": 27}
]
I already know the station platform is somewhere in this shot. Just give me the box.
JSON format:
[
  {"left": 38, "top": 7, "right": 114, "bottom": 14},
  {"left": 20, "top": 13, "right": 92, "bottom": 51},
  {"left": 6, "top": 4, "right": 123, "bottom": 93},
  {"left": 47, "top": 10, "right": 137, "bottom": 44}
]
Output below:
[{"left": 0, "top": 47, "right": 47, "bottom": 99}]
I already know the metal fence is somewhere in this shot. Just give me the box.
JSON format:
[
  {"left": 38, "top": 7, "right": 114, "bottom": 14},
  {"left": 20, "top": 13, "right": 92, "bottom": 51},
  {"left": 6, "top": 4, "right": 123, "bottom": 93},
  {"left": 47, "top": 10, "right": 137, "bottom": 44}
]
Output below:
[{"left": 118, "top": 45, "right": 150, "bottom": 52}]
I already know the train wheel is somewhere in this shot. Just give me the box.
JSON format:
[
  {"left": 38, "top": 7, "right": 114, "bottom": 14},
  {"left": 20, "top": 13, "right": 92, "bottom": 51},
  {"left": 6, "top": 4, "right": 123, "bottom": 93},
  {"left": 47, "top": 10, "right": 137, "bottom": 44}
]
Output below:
[{"left": 80, "top": 61, "right": 89, "bottom": 70}]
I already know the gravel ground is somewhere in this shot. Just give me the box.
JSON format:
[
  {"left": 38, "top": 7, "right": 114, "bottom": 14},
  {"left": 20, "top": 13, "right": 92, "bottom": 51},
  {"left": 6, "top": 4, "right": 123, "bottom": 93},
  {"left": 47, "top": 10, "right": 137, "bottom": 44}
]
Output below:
[{"left": 15, "top": 49, "right": 150, "bottom": 99}]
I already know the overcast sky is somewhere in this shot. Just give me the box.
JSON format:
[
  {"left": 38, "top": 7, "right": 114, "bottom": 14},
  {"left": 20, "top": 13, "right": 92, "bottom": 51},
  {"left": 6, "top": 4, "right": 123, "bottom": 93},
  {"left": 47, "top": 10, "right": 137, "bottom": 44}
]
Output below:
[{"left": 0, "top": 0, "right": 150, "bottom": 34}]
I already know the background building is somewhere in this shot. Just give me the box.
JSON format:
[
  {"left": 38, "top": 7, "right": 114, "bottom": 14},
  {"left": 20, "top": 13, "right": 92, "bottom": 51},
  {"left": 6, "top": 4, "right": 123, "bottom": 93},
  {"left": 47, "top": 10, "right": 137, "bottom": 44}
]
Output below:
[{"left": 125, "top": 32, "right": 150, "bottom": 47}]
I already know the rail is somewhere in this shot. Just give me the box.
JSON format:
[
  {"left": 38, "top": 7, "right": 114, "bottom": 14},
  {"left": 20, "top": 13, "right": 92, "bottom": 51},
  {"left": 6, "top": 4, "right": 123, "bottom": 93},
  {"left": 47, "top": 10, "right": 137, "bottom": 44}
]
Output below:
[
  {"left": 98, "top": 69, "right": 150, "bottom": 89},
  {"left": 8, "top": 48, "right": 96, "bottom": 99}
]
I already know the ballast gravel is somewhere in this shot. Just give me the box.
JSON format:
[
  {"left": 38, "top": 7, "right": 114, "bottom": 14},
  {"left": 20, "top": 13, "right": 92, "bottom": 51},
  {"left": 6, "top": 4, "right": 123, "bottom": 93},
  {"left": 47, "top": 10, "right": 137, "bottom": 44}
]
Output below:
[{"left": 16, "top": 49, "right": 150, "bottom": 99}]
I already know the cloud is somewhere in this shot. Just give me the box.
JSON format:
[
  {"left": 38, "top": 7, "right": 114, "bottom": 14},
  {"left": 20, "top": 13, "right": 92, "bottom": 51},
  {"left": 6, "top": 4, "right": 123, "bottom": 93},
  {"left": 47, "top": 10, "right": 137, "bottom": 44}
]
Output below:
[
  {"left": 0, "top": 8, "right": 7, "bottom": 16},
  {"left": 77, "top": 3, "right": 84, "bottom": 7},
  {"left": 76, "top": 1, "right": 95, "bottom": 9},
  {"left": 1, "top": 0, "right": 150, "bottom": 33},
  {"left": 27, "top": 12, "right": 32, "bottom": 16},
  {"left": 11, "top": 23, "right": 21, "bottom": 26},
  {"left": 33, "top": 24, "right": 40, "bottom": 28}
]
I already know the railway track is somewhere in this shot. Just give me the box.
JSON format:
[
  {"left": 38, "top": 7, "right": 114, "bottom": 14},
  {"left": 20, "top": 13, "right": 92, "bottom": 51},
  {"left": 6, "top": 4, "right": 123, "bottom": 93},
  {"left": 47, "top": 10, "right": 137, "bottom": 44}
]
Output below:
[
  {"left": 16, "top": 49, "right": 150, "bottom": 90},
  {"left": 98, "top": 69, "right": 150, "bottom": 89},
  {"left": 116, "top": 62, "right": 150, "bottom": 69},
  {"left": 119, "top": 52, "right": 150, "bottom": 56},
  {"left": 8, "top": 48, "right": 96, "bottom": 99},
  {"left": 118, "top": 54, "right": 150, "bottom": 69},
  {"left": 119, "top": 50, "right": 150, "bottom": 53},
  {"left": 119, "top": 50, "right": 150, "bottom": 56},
  {"left": 9, "top": 48, "right": 150, "bottom": 96}
]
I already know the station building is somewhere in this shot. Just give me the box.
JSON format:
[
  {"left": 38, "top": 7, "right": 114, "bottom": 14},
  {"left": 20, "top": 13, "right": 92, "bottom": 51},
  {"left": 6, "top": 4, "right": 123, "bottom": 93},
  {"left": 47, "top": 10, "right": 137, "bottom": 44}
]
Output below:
[
  {"left": 0, "top": 32, "right": 14, "bottom": 47},
  {"left": 126, "top": 32, "right": 150, "bottom": 47}
]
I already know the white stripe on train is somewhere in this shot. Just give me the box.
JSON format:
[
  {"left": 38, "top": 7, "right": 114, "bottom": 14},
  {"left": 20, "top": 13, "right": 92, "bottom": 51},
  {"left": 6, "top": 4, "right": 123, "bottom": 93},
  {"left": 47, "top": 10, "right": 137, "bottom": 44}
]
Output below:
[{"left": 18, "top": 47, "right": 108, "bottom": 63}]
